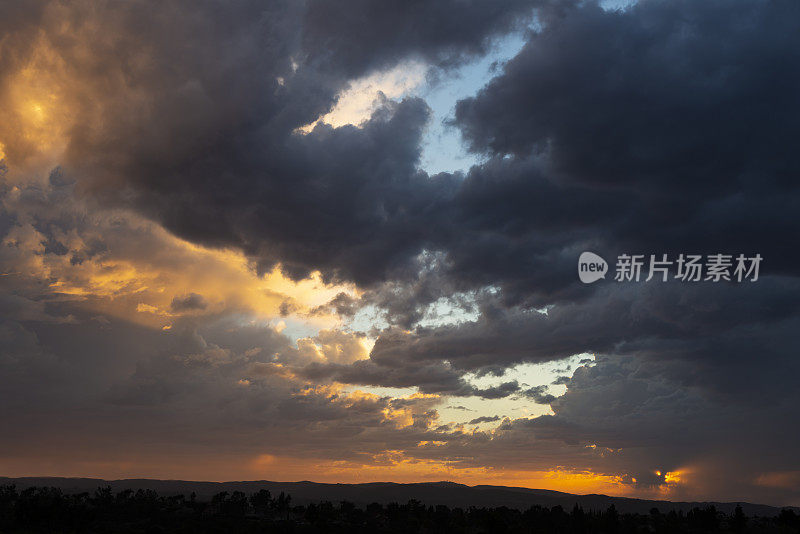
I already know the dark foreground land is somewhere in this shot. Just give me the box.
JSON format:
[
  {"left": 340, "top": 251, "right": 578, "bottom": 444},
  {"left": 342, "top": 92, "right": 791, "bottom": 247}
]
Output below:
[{"left": 1, "top": 480, "right": 799, "bottom": 533}]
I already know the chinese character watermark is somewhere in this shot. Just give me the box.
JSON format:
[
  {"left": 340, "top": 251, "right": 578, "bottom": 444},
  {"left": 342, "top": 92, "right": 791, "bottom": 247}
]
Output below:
[{"left": 579, "top": 252, "right": 761, "bottom": 284}]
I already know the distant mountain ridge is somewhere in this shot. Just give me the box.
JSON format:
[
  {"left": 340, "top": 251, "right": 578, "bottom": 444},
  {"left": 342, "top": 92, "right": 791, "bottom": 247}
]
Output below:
[{"left": 1, "top": 477, "right": 795, "bottom": 517}]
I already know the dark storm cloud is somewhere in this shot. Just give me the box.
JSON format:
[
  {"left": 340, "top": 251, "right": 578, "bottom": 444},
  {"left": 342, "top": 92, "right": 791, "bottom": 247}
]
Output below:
[
  {"left": 269, "top": 270, "right": 800, "bottom": 417},
  {"left": 526, "top": 355, "right": 800, "bottom": 503},
  {"left": 4, "top": 0, "right": 798, "bottom": 295},
  {"left": 336, "top": 0, "right": 800, "bottom": 421},
  {"left": 301, "top": 0, "right": 553, "bottom": 76},
  {"left": 170, "top": 293, "right": 208, "bottom": 312},
  {"left": 298, "top": 358, "right": 524, "bottom": 399},
  {"left": 366, "top": 275, "right": 800, "bottom": 399},
  {"left": 467, "top": 415, "right": 501, "bottom": 425},
  {"left": 521, "top": 385, "right": 556, "bottom": 405},
  {"left": 80, "top": 89, "right": 456, "bottom": 286},
  {"left": 310, "top": 292, "right": 360, "bottom": 318},
  {"left": 39, "top": 0, "right": 799, "bottom": 406},
  {"left": 3, "top": 0, "right": 558, "bottom": 289},
  {"left": 454, "top": 0, "right": 800, "bottom": 276}
]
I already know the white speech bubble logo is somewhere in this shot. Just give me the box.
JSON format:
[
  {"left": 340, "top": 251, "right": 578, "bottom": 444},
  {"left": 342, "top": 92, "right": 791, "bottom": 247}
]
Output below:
[{"left": 578, "top": 252, "right": 608, "bottom": 283}]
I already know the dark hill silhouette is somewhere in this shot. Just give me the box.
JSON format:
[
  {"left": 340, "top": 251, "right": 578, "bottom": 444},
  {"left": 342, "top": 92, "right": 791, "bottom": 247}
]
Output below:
[{"left": 1, "top": 477, "right": 794, "bottom": 516}]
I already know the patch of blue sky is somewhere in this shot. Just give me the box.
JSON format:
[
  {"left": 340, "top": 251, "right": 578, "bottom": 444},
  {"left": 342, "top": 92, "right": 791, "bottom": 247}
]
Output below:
[
  {"left": 347, "top": 303, "right": 389, "bottom": 335},
  {"left": 416, "top": 0, "right": 641, "bottom": 175},
  {"left": 439, "top": 353, "right": 596, "bottom": 426},
  {"left": 600, "top": 0, "right": 639, "bottom": 11},
  {"left": 339, "top": 354, "right": 596, "bottom": 429},
  {"left": 415, "top": 293, "right": 482, "bottom": 329},
  {"left": 345, "top": 290, "right": 484, "bottom": 334},
  {"left": 416, "top": 33, "right": 528, "bottom": 175}
]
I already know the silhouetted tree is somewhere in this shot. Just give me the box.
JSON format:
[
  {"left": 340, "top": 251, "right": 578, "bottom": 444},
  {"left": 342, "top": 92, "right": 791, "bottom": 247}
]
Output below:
[
  {"left": 0, "top": 484, "right": 794, "bottom": 533},
  {"left": 274, "top": 490, "right": 291, "bottom": 520},
  {"left": 733, "top": 504, "right": 748, "bottom": 533},
  {"left": 250, "top": 488, "right": 272, "bottom": 515}
]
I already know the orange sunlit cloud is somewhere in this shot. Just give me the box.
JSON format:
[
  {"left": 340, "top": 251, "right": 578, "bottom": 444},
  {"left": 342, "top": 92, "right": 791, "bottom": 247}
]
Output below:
[{"left": 0, "top": 190, "right": 358, "bottom": 330}]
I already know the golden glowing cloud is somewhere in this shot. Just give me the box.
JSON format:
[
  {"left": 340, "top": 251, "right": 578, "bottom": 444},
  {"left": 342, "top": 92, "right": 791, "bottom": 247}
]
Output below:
[
  {"left": 0, "top": 194, "right": 359, "bottom": 331},
  {"left": 1, "top": 37, "right": 72, "bottom": 170}
]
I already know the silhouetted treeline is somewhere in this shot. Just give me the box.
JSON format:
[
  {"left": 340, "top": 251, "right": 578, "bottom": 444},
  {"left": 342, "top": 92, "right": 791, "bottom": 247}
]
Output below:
[{"left": 1, "top": 484, "right": 798, "bottom": 533}]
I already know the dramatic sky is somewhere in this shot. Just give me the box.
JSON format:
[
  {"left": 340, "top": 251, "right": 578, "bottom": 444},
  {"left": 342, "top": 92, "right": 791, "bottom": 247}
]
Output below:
[{"left": 1, "top": 0, "right": 799, "bottom": 506}]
